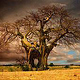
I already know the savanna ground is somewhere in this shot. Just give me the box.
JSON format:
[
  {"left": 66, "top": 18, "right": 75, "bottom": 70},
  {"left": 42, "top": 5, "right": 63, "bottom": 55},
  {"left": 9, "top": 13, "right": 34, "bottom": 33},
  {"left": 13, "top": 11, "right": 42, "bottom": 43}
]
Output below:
[{"left": 0, "top": 66, "right": 80, "bottom": 80}]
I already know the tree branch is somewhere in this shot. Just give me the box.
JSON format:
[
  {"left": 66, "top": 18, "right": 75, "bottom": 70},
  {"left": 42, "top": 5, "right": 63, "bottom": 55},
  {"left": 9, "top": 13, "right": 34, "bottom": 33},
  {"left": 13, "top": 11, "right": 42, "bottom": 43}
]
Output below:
[
  {"left": 47, "top": 31, "right": 68, "bottom": 53},
  {"left": 16, "top": 27, "right": 24, "bottom": 39},
  {"left": 43, "top": 12, "right": 54, "bottom": 24}
]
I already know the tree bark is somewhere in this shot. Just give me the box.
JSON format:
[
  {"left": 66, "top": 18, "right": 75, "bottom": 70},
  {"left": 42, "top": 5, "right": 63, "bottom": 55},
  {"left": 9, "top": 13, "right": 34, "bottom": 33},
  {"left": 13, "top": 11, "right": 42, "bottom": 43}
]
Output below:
[
  {"left": 39, "top": 45, "right": 45, "bottom": 70},
  {"left": 45, "top": 55, "right": 48, "bottom": 69}
]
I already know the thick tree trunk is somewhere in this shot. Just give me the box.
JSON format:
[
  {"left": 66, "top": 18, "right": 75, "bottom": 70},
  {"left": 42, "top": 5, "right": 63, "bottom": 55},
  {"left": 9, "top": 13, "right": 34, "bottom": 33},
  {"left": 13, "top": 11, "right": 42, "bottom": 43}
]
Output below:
[
  {"left": 23, "top": 46, "right": 33, "bottom": 70},
  {"left": 39, "top": 45, "right": 45, "bottom": 70},
  {"left": 39, "top": 54, "right": 49, "bottom": 70},
  {"left": 45, "top": 56, "right": 48, "bottom": 69},
  {"left": 43, "top": 52, "right": 49, "bottom": 69}
]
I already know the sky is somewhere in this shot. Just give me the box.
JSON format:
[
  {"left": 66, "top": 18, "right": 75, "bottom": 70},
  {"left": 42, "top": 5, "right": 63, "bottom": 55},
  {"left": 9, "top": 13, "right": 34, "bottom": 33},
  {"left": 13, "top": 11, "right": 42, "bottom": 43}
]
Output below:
[
  {"left": 0, "top": 0, "right": 80, "bottom": 22},
  {"left": 0, "top": 0, "right": 80, "bottom": 65},
  {"left": 48, "top": 45, "right": 80, "bottom": 65}
]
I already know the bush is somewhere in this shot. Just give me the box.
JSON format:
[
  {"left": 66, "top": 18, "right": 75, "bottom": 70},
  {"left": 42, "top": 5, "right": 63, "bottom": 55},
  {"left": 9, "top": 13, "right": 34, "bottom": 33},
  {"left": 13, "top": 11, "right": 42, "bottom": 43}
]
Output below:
[
  {"left": 64, "top": 65, "right": 70, "bottom": 68},
  {"left": 21, "top": 65, "right": 29, "bottom": 71},
  {"left": 49, "top": 63, "right": 54, "bottom": 67}
]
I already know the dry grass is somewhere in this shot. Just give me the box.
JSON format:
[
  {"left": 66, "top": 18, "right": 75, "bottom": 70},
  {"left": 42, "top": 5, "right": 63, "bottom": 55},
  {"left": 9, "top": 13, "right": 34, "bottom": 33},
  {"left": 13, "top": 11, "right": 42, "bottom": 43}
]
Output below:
[{"left": 0, "top": 69, "right": 80, "bottom": 80}]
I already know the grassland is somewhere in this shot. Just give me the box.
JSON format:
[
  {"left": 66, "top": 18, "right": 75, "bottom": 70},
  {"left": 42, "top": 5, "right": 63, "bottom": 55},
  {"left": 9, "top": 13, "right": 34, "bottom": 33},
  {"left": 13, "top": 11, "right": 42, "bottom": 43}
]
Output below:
[
  {"left": 0, "top": 69, "right": 80, "bottom": 80},
  {"left": 0, "top": 66, "right": 22, "bottom": 72},
  {"left": 0, "top": 65, "right": 80, "bottom": 72},
  {"left": 49, "top": 65, "right": 80, "bottom": 70},
  {"left": 0, "top": 66, "right": 80, "bottom": 80}
]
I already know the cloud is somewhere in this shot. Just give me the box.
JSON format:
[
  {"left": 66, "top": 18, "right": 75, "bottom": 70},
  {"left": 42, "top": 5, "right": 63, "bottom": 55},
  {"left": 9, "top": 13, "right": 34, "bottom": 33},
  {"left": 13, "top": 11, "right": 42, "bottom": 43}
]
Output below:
[
  {"left": 0, "top": 0, "right": 55, "bottom": 21},
  {"left": 70, "top": 0, "right": 80, "bottom": 11},
  {"left": 48, "top": 43, "right": 80, "bottom": 64},
  {"left": 0, "top": 38, "right": 25, "bottom": 62},
  {"left": 67, "top": 0, "right": 80, "bottom": 17},
  {"left": 48, "top": 49, "right": 73, "bottom": 62},
  {"left": 0, "top": 52, "right": 24, "bottom": 61},
  {"left": 0, "top": 0, "right": 80, "bottom": 22},
  {"left": 67, "top": 58, "right": 80, "bottom": 63}
]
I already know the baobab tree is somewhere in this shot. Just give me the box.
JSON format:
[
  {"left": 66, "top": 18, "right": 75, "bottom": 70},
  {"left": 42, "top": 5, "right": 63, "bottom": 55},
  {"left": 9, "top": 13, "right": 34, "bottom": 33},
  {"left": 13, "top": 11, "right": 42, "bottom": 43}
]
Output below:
[
  {"left": 0, "top": 5, "right": 80, "bottom": 70},
  {"left": 20, "top": 5, "right": 80, "bottom": 69}
]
